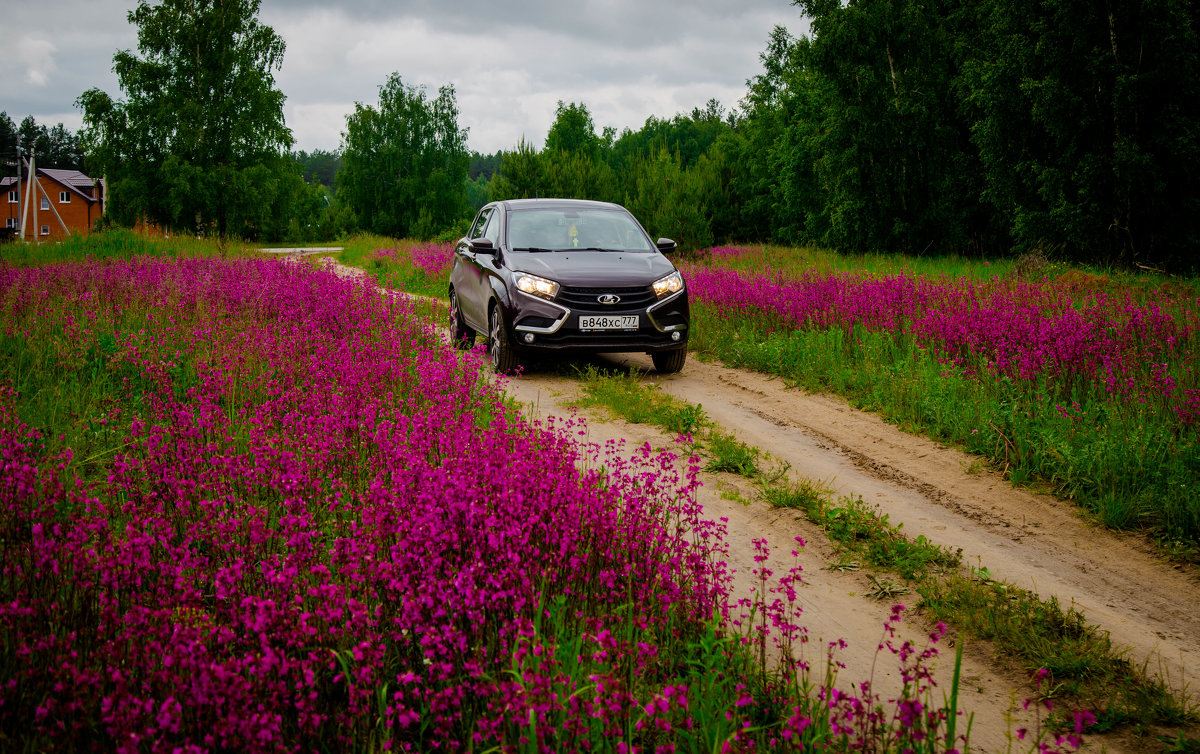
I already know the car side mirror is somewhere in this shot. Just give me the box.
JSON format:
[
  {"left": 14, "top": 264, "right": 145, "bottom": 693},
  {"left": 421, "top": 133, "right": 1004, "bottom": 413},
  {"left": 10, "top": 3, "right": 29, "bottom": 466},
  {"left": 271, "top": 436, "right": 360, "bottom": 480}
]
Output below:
[
  {"left": 470, "top": 237, "right": 496, "bottom": 254},
  {"left": 656, "top": 238, "right": 678, "bottom": 254}
]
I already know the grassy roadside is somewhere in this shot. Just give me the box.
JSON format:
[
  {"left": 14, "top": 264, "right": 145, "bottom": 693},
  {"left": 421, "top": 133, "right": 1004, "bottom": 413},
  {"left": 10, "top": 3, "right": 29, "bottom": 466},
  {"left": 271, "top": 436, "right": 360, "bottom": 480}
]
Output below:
[{"left": 567, "top": 365, "right": 1199, "bottom": 745}]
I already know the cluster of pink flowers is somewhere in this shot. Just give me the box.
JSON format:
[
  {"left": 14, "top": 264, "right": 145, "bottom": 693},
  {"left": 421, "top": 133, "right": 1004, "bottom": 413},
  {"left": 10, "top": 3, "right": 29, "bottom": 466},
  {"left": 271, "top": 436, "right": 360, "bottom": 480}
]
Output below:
[
  {"left": 372, "top": 241, "right": 454, "bottom": 277},
  {"left": 0, "top": 257, "right": 730, "bottom": 750},
  {"left": 680, "top": 263, "right": 1198, "bottom": 424}
]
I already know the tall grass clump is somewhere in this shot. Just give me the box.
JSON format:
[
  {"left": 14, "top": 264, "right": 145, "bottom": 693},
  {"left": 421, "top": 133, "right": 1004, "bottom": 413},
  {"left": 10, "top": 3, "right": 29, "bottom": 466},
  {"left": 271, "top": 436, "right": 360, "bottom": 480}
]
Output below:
[
  {"left": 1, "top": 252, "right": 1089, "bottom": 751},
  {"left": 680, "top": 247, "right": 1200, "bottom": 552}
]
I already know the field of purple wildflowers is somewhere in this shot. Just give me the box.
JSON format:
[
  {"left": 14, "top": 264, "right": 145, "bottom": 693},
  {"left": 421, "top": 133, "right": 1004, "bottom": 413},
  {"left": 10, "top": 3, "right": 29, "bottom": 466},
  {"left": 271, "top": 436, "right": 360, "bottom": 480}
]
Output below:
[
  {"left": 679, "top": 247, "right": 1200, "bottom": 552},
  {"left": 0, "top": 248, "right": 1034, "bottom": 751}
]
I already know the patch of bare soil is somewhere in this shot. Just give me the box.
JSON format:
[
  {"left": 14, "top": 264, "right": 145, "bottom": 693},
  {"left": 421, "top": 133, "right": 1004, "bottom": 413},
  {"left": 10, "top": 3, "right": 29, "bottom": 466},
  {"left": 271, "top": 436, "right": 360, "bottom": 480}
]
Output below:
[{"left": 312, "top": 257, "right": 1198, "bottom": 751}]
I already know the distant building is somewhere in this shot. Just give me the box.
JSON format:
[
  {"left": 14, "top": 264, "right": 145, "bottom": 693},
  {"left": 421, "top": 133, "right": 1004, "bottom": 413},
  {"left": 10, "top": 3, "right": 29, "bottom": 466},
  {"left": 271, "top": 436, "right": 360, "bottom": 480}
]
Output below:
[{"left": 2, "top": 168, "right": 105, "bottom": 241}]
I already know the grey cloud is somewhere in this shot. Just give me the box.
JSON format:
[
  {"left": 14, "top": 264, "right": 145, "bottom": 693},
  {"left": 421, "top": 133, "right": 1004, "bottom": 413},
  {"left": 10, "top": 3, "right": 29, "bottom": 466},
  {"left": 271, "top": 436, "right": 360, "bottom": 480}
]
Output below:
[{"left": 2, "top": 0, "right": 807, "bottom": 153}]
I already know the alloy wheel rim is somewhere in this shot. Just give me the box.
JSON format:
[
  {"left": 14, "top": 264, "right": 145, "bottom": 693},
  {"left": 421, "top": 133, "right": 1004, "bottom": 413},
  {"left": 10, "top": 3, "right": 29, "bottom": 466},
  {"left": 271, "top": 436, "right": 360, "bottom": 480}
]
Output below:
[{"left": 489, "top": 313, "right": 500, "bottom": 368}]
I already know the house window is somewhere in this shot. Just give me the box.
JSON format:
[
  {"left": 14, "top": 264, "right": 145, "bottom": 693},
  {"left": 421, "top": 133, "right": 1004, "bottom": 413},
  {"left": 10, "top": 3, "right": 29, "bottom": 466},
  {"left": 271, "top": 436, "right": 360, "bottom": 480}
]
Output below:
[
  {"left": 5, "top": 218, "right": 15, "bottom": 228},
  {"left": 40, "top": 197, "right": 49, "bottom": 211},
  {"left": 6, "top": 191, "right": 15, "bottom": 203},
  {"left": 59, "top": 191, "right": 71, "bottom": 203},
  {"left": 41, "top": 225, "right": 50, "bottom": 236}
]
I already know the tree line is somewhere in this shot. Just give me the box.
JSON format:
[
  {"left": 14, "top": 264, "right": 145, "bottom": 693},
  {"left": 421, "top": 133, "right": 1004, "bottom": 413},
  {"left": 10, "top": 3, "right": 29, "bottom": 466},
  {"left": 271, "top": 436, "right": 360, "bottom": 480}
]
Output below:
[
  {"left": 0, "top": 112, "right": 86, "bottom": 173},
  {"left": 71, "top": 0, "right": 1198, "bottom": 270},
  {"left": 473, "top": 0, "right": 1199, "bottom": 271}
]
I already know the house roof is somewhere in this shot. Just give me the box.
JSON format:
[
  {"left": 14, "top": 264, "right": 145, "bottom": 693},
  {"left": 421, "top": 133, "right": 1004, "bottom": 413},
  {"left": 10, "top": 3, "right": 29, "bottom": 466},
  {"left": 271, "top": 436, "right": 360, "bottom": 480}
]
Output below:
[
  {"left": 1, "top": 168, "right": 100, "bottom": 204},
  {"left": 41, "top": 168, "right": 94, "bottom": 189}
]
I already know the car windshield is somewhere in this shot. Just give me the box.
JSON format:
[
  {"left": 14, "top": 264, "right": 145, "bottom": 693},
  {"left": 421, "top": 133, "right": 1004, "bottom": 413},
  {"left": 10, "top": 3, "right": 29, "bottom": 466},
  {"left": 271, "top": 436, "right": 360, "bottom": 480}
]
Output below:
[{"left": 507, "top": 208, "right": 655, "bottom": 252}]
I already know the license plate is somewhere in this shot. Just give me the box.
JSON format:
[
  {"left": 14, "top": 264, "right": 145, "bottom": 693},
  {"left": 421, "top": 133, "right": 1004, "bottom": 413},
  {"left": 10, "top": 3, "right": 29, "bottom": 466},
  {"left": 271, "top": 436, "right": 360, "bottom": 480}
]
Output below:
[{"left": 579, "top": 314, "right": 639, "bottom": 331}]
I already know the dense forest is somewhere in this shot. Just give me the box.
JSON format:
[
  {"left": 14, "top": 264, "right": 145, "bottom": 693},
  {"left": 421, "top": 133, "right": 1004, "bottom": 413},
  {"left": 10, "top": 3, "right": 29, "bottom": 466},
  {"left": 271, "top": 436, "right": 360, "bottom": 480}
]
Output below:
[
  {"left": 478, "top": 0, "right": 1200, "bottom": 272},
  {"left": 11, "top": 0, "right": 1199, "bottom": 271}
]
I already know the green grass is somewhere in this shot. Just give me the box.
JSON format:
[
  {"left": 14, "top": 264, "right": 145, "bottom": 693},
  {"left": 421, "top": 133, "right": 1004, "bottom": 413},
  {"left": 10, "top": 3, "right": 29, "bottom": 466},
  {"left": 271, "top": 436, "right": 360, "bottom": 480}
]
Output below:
[
  {"left": 0, "top": 228, "right": 240, "bottom": 264},
  {"left": 569, "top": 363, "right": 707, "bottom": 437}
]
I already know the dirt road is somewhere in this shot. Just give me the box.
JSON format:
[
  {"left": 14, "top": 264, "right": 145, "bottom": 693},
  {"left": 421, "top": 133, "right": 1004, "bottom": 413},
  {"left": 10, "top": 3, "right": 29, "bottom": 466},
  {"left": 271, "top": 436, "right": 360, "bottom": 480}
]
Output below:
[
  {"left": 500, "top": 352, "right": 1200, "bottom": 753},
  {"left": 315, "top": 255, "right": 1198, "bottom": 751}
]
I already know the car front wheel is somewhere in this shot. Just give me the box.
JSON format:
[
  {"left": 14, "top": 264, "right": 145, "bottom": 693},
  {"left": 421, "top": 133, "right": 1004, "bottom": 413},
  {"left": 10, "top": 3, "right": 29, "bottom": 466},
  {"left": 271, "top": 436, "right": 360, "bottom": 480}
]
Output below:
[
  {"left": 652, "top": 348, "right": 686, "bottom": 374},
  {"left": 489, "top": 305, "right": 519, "bottom": 373},
  {"left": 449, "top": 289, "right": 474, "bottom": 350}
]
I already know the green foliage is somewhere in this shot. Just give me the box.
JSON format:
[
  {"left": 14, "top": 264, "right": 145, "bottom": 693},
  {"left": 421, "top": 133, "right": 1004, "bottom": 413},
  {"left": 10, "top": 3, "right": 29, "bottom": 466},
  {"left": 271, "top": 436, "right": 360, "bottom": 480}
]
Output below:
[
  {"left": 2, "top": 113, "right": 85, "bottom": 171},
  {"left": 488, "top": 138, "right": 545, "bottom": 200},
  {"left": 464, "top": 174, "right": 490, "bottom": 211},
  {"left": 626, "top": 147, "right": 714, "bottom": 252},
  {"left": 0, "top": 112, "right": 14, "bottom": 168},
  {"left": 468, "top": 150, "right": 503, "bottom": 181},
  {"left": 544, "top": 101, "right": 604, "bottom": 160},
  {"left": 717, "top": 0, "right": 1200, "bottom": 270},
  {"left": 338, "top": 73, "right": 470, "bottom": 240},
  {"left": 489, "top": 105, "right": 620, "bottom": 204},
  {"left": 0, "top": 228, "right": 233, "bottom": 266},
  {"left": 294, "top": 148, "right": 342, "bottom": 189},
  {"left": 77, "top": 0, "right": 293, "bottom": 240},
  {"left": 957, "top": 0, "right": 1200, "bottom": 269}
]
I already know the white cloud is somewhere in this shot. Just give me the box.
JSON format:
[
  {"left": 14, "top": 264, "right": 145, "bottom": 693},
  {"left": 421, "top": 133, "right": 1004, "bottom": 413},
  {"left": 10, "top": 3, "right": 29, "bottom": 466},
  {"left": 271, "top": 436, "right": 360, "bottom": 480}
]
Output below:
[{"left": 17, "top": 37, "right": 58, "bottom": 87}]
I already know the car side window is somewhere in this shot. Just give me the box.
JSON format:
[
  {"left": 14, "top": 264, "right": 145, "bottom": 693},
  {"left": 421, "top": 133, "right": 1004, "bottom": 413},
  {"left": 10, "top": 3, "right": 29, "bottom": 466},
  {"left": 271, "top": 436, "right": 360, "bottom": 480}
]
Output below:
[
  {"left": 483, "top": 211, "right": 503, "bottom": 245},
  {"left": 469, "top": 208, "right": 492, "bottom": 239}
]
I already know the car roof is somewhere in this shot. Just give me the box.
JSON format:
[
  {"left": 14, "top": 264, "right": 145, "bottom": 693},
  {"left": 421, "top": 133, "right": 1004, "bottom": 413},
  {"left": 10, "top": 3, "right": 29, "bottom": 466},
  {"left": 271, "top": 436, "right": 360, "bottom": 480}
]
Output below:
[{"left": 498, "top": 198, "right": 625, "bottom": 212}]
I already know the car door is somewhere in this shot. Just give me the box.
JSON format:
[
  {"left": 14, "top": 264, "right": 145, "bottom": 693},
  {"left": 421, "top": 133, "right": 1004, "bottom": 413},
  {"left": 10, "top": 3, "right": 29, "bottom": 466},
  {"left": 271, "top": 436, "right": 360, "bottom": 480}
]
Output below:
[
  {"left": 454, "top": 206, "right": 493, "bottom": 332},
  {"left": 471, "top": 208, "right": 506, "bottom": 325}
]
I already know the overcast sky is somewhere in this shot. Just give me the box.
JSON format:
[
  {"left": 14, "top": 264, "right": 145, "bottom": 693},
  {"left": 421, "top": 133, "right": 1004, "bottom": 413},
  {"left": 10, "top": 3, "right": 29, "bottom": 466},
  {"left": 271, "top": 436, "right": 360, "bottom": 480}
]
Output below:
[{"left": 2, "top": 0, "right": 809, "bottom": 155}]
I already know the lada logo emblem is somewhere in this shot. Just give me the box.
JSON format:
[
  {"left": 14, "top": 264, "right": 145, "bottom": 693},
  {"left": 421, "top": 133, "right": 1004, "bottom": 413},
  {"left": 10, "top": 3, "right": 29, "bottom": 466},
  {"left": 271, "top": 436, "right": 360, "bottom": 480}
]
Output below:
[{"left": 597, "top": 294, "right": 621, "bottom": 305}]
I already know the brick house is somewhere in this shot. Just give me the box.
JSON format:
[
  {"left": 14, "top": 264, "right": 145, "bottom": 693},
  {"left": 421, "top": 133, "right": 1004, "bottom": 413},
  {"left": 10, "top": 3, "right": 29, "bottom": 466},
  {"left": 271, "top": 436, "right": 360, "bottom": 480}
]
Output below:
[{"left": 2, "top": 168, "right": 105, "bottom": 241}]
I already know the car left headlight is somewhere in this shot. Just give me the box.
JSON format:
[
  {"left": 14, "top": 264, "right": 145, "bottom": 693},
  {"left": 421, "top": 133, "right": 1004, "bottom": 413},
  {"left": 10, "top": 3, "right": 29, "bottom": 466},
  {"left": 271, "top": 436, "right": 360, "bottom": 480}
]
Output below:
[
  {"left": 515, "top": 272, "right": 560, "bottom": 300},
  {"left": 652, "top": 271, "right": 684, "bottom": 299}
]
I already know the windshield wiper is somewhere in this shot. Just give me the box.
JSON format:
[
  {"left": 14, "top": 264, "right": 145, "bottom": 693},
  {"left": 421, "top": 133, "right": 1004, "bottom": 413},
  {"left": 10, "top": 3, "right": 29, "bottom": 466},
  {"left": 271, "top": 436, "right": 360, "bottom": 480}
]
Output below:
[
  {"left": 572, "top": 247, "right": 624, "bottom": 253},
  {"left": 512, "top": 246, "right": 555, "bottom": 252}
]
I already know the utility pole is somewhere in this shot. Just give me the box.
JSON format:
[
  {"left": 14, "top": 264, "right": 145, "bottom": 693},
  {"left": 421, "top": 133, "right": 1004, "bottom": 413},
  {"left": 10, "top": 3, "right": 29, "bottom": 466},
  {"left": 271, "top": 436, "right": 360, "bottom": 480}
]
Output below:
[{"left": 19, "top": 148, "right": 31, "bottom": 241}]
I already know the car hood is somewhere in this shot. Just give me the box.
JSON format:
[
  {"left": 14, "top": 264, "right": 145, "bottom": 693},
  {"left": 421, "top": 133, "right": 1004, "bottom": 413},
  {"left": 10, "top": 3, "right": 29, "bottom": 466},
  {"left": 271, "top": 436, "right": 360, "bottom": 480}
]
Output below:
[{"left": 509, "top": 250, "right": 677, "bottom": 288}]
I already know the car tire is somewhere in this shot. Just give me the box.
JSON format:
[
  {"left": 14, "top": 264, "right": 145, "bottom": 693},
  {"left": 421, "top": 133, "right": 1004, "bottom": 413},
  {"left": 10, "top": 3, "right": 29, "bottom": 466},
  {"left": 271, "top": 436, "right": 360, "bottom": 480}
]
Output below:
[
  {"left": 652, "top": 348, "right": 686, "bottom": 374},
  {"left": 488, "top": 305, "right": 519, "bottom": 373},
  {"left": 449, "top": 289, "right": 474, "bottom": 350}
]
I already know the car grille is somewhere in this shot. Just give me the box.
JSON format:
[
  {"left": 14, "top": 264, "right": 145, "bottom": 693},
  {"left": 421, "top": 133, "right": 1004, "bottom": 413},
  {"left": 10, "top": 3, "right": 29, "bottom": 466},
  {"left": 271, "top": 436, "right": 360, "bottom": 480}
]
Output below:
[{"left": 558, "top": 285, "right": 656, "bottom": 312}]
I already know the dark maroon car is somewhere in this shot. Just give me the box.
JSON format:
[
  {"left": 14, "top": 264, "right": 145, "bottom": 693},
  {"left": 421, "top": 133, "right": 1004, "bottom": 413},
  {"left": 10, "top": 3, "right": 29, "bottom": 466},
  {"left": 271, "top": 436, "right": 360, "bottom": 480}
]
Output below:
[{"left": 449, "top": 198, "right": 689, "bottom": 373}]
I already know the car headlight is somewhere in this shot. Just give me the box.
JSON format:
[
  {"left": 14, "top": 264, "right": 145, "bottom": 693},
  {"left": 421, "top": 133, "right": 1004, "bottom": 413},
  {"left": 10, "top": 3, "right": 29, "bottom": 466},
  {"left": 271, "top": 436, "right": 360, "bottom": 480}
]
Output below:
[
  {"left": 515, "top": 272, "right": 560, "bottom": 299},
  {"left": 652, "top": 271, "right": 684, "bottom": 298}
]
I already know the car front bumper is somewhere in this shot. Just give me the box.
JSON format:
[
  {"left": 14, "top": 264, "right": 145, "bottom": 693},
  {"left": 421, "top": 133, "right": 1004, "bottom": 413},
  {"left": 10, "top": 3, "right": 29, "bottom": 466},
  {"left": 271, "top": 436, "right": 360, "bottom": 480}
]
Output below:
[{"left": 509, "top": 289, "right": 689, "bottom": 354}]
